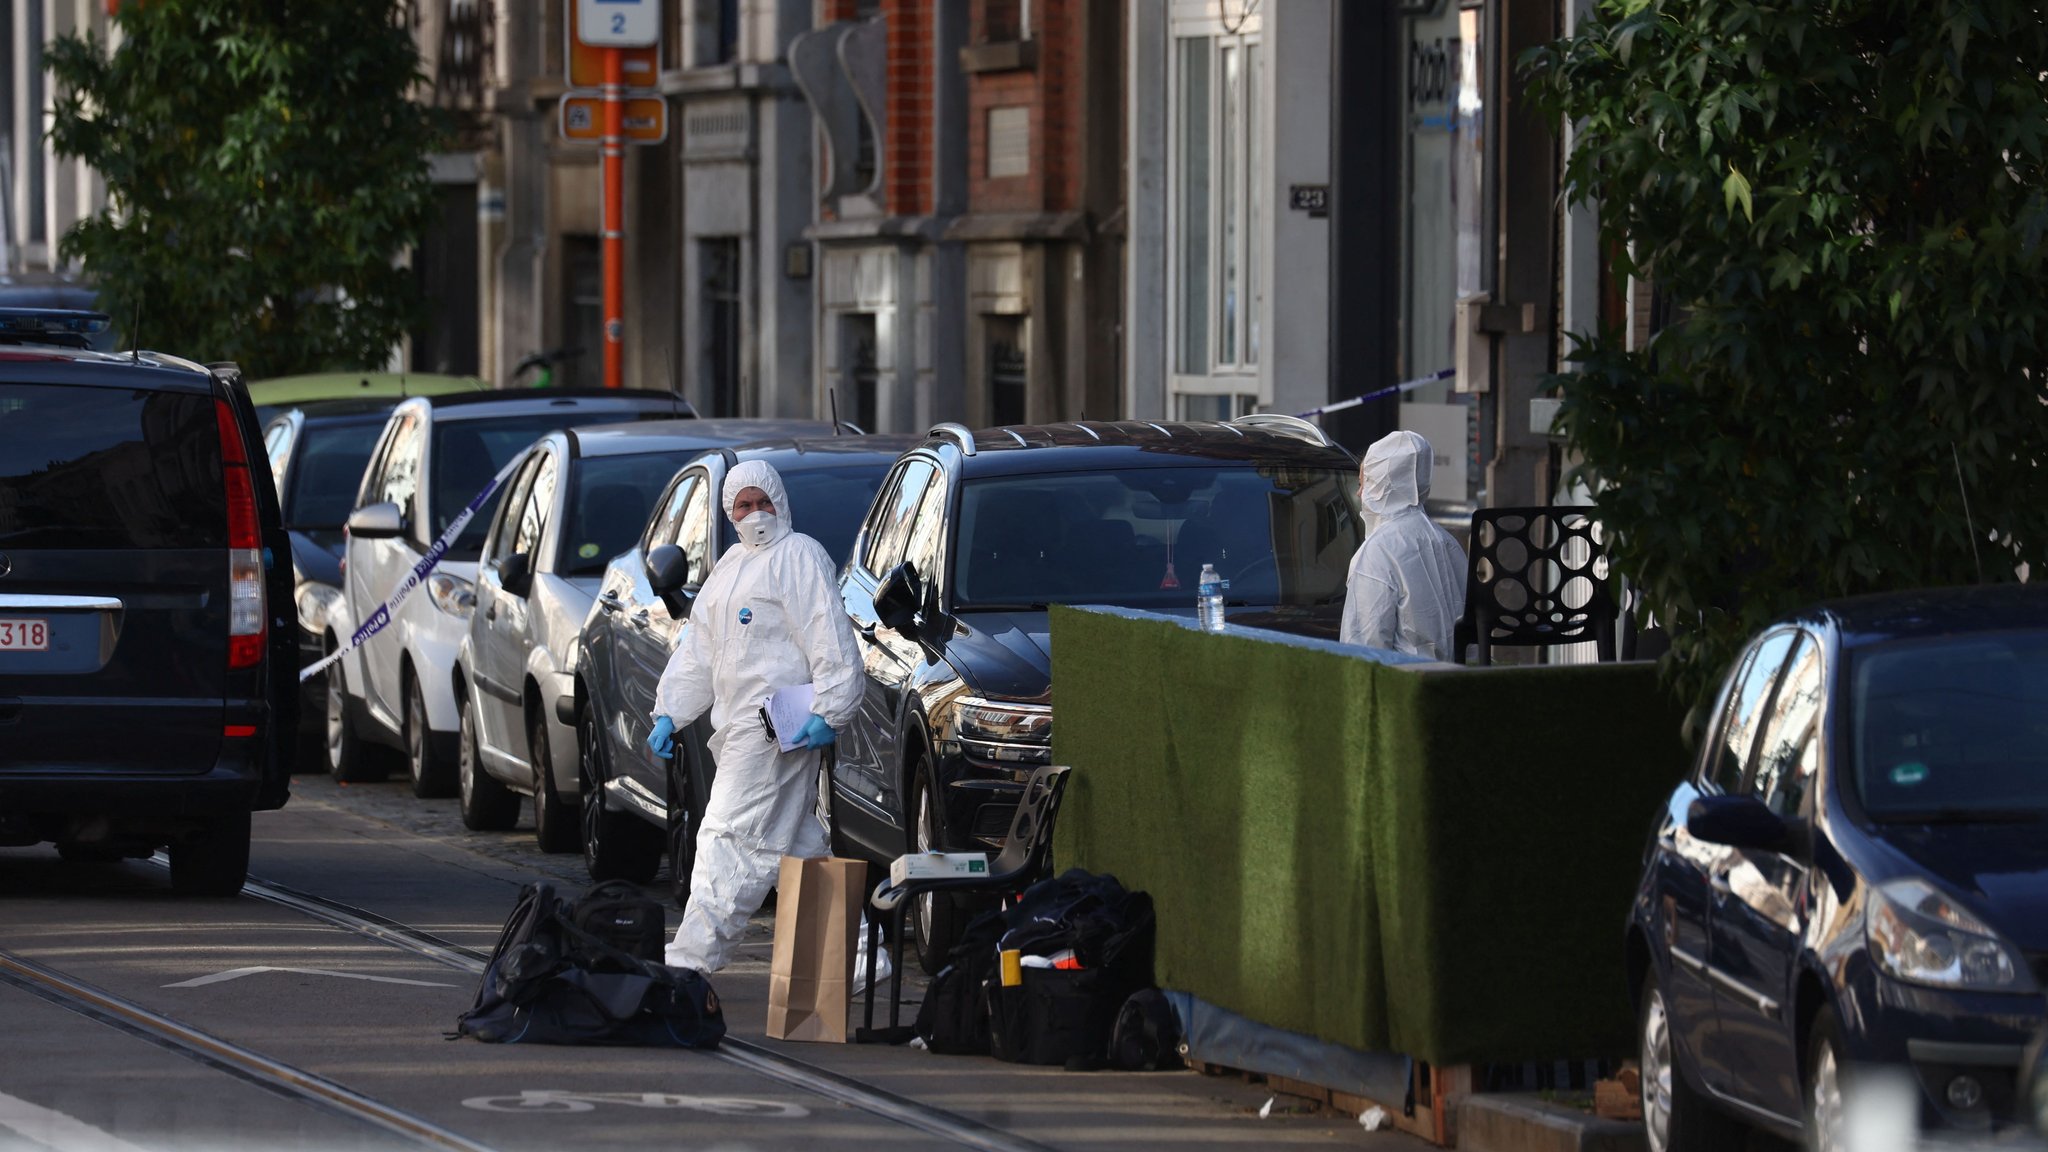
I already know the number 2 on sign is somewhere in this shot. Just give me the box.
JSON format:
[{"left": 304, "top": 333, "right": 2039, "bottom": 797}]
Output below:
[{"left": 612, "top": 13, "right": 625, "bottom": 32}]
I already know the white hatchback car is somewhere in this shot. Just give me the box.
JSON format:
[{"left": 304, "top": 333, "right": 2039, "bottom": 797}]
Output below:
[{"left": 325, "top": 389, "right": 692, "bottom": 796}]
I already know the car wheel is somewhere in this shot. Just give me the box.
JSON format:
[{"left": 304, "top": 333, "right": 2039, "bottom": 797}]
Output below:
[
  {"left": 909, "top": 761, "right": 959, "bottom": 974},
  {"left": 326, "top": 655, "right": 387, "bottom": 783},
  {"left": 405, "top": 675, "right": 456, "bottom": 799},
  {"left": 1639, "top": 968, "right": 1745, "bottom": 1152},
  {"left": 666, "top": 754, "right": 697, "bottom": 910},
  {"left": 532, "top": 712, "right": 580, "bottom": 854},
  {"left": 1805, "top": 1007, "right": 1848, "bottom": 1152},
  {"left": 457, "top": 698, "right": 519, "bottom": 831},
  {"left": 168, "top": 809, "right": 251, "bottom": 897},
  {"left": 581, "top": 705, "right": 660, "bottom": 883}
]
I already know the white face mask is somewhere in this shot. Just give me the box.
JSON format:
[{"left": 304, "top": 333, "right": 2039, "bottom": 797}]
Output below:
[{"left": 737, "top": 509, "right": 781, "bottom": 549}]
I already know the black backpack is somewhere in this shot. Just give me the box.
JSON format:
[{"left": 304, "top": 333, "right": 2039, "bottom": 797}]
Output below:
[
  {"left": 569, "top": 879, "right": 666, "bottom": 962},
  {"left": 914, "top": 909, "right": 1005, "bottom": 1055},
  {"left": 456, "top": 881, "right": 724, "bottom": 1049}
]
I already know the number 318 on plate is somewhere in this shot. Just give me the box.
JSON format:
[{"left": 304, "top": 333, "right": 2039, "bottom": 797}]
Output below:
[{"left": 0, "top": 619, "right": 50, "bottom": 651}]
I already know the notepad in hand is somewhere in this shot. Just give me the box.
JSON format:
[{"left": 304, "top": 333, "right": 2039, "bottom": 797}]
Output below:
[{"left": 765, "top": 683, "right": 816, "bottom": 752}]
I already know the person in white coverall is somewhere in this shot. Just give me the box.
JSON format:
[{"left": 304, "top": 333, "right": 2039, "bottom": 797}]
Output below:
[
  {"left": 647, "top": 459, "right": 865, "bottom": 973},
  {"left": 1340, "top": 430, "right": 1467, "bottom": 661}
]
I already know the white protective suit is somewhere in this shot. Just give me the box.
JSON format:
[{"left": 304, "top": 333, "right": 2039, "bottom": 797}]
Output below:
[
  {"left": 1339, "top": 431, "right": 1468, "bottom": 661},
  {"left": 653, "top": 460, "right": 865, "bottom": 972}
]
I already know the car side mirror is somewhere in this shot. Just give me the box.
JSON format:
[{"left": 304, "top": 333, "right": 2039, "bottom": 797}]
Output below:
[
  {"left": 875, "top": 561, "right": 923, "bottom": 634},
  {"left": 646, "top": 544, "right": 692, "bottom": 618},
  {"left": 1687, "top": 794, "right": 1800, "bottom": 854},
  {"left": 499, "top": 551, "right": 533, "bottom": 598},
  {"left": 345, "top": 501, "right": 403, "bottom": 540}
]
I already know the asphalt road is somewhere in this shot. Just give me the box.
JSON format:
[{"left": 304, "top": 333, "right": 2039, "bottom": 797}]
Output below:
[{"left": 0, "top": 772, "right": 1424, "bottom": 1151}]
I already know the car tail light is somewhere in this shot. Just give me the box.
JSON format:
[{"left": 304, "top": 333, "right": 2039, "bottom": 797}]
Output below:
[{"left": 216, "top": 400, "right": 266, "bottom": 670}]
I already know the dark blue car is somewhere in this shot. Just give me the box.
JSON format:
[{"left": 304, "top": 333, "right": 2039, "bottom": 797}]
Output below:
[{"left": 1628, "top": 585, "right": 2048, "bottom": 1150}]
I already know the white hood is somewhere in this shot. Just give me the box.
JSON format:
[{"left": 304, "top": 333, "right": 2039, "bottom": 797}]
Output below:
[{"left": 1359, "top": 430, "right": 1433, "bottom": 517}]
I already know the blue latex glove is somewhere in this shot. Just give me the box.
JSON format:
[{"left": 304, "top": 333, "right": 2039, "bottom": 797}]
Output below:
[
  {"left": 796, "top": 714, "right": 836, "bottom": 750},
  {"left": 647, "top": 715, "right": 676, "bottom": 758}
]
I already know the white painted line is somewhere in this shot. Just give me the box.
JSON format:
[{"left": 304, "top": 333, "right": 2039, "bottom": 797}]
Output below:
[
  {"left": 0, "top": 1090, "right": 152, "bottom": 1152},
  {"left": 164, "top": 966, "right": 456, "bottom": 990}
]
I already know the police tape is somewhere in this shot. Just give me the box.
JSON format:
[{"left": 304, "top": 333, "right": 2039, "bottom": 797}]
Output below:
[
  {"left": 297, "top": 456, "right": 522, "bottom": 684},
  {"left": 1293, "top": 368, "right": 1457, "bottom": 419}
]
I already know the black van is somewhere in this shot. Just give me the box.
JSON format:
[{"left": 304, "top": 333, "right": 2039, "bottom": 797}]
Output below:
[{"left": 0, "top": 309, "right": 297, "bottom": 894}]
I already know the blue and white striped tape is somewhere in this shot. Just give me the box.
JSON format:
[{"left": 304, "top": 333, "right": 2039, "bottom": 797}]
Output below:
[{"left": 297, "top": 456, "right": 522, "bottom": 684}]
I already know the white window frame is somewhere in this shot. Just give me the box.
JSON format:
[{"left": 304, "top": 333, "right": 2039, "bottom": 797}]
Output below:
[{"left": 1166, "top": 3, "right": 1263, "bottom": 417}]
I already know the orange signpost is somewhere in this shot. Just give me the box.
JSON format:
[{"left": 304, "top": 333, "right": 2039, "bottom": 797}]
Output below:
[{"left": 565, "top": 0, "right": 661, "bottom": 390}]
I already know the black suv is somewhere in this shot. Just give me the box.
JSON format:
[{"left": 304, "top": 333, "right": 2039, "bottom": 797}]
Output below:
[
  {"left": 0, "top": 309, "right": 298, "bottom": 894},
  {"left": 832, "top": 417, "right": 1365, "bottom": 967}
]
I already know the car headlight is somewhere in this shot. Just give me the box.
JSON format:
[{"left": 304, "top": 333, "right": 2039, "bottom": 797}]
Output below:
[
  {"left": 294, "top": 583, "right": 341, "bottom": 634},
  {"left": 1866, "top": 877, "right": 2038, "bottom": 993},
  {"left": 949, "top": 697, "right": 1052, "bottom": 763},
  {"left": 428, "top": 573, "right": 476, "bottom": 619}
]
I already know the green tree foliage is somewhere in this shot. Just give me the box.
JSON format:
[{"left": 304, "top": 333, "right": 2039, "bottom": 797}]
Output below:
[
  {"left": 47, "top": 0, "right": 440, "bottom": 378},
  {"left": 1528, "top": 0, "right": 2048, "bottom": 712}
]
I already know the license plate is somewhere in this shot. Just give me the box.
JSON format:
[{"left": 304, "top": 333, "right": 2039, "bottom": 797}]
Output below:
[{"left": 0, "top": 618, "right": 50, "bottom": 651}]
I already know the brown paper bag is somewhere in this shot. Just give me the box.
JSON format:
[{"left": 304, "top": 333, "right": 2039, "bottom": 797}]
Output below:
[{"left": 765, "top": 855, "right": 866, "bottom": 1043}]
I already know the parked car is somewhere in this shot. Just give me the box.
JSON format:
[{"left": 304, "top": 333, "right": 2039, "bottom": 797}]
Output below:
[
  {"left": 456, "top": 418, "right": 832, "bottom": 851},
  {"left": 262, "top": 397, "right": 409, "bottom": 759},
  {"left": 833, "top": 417, "right": 1365, "bottom": 968},
  {"left": 248, "top": 371, "right": 485, "bottom": 422},
  {"left": 1627, "top": 585, "right": 2048, "bottom": 1150},
  {"left": 569, "top": 434, "right": 915, "bottom": 899},
  {"left": 0, "top": 308, "right": 297, "bottom": 894},
  {"left": 325, "top": 389, "right": 694, "bottom": 796}
]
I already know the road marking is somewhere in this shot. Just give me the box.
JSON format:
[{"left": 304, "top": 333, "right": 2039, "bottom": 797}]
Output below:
[
  {"left": 0, "top": 1091, "right": 152, "bottom": 1152},
  {"left": 462, "top": 1090, "right": 808, "bottom": 1117},
  {"left": 164, "top": 966, "right": 456, "bottom": 989}
]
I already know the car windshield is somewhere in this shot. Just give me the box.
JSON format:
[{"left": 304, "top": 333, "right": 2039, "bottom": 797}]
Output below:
[
  {"left": 951, "top": 464, "right": 1364, "bottom": 611},
  {"left": 784, "top": 462, "right": 894, "bottom": 569},
  {"left": 286, "top": 422, "right": 384, "bottom": 530},
  {"left": 561, "top": 452, "right": 699, "bottom": 576},
  {"left": 1852, "top": 630, "right": 2048, "bottom": 821},
  {"left": 432, "top": 415, "right": 581, "bottom": 559}
]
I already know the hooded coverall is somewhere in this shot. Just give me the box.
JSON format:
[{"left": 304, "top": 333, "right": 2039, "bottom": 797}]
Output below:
[
  {"left": 652, "top": 459, "right": 865, "bottom": 972},
  {"left": 1340, "top": 430, "right": 1468, "bottom": 661}
]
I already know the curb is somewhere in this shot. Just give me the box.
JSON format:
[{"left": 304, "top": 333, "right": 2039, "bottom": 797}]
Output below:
[{"left": 1455, "top": 1094, "right": 1646, "bottom": 1152}]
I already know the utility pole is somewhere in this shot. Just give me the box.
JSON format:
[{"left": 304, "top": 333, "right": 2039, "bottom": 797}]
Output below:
[{"left": 601, "top": 45, "right": 623, "bottom": 389}]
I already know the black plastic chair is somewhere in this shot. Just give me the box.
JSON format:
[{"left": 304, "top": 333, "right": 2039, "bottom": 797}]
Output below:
[
  {"left": 1452, "top": 506, "right": 1617, "bottom": 664},
  {"left": 856, "top": 763, "right": 1072, "bottom": 1044}
]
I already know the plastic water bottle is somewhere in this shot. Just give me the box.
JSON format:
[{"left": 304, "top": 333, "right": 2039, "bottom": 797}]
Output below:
[{"left": 1197, "top": 563, "right": 1225, "bottom": 632}]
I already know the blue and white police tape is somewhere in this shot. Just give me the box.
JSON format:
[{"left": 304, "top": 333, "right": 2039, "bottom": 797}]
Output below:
[
  {"left": 1294, "top": 368, "right": 1457, "bottom": 420},
  {"left": 297, "top": 455, "right": 523, "bottom": 684}
]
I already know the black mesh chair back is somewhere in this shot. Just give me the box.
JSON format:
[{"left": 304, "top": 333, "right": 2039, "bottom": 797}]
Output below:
[
  {"left": 857, "top": 764, "right": 1072, "bottom": 1043},
  {"left": 1453, "top": 506, "right": 1616, "bottom": 664}
]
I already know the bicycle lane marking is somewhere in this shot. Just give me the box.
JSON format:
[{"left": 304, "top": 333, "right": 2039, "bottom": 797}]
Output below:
[{"left": 461, "top": 1090, "right": 807, "bottom": 1117}]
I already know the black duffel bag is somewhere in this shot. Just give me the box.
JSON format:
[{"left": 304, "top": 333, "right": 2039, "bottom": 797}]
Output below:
[
  {"left": 456, "top": 881, "right": 724, "bottom": 1049},
  {"left": 985, "top": 870, "right": 1157, "bottom": 1068}
]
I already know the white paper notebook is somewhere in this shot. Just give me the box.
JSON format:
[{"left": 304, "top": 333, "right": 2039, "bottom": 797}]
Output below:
[{"left": 765, "top": 683, "right": 815, "bottom": 752}]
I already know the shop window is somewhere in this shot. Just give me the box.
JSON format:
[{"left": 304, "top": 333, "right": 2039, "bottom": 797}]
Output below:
[{"left": 701, "top": 238, "right": 742, "bottom": 416}]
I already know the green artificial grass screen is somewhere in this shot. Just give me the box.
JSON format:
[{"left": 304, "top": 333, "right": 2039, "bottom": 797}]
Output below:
[{"left": 1049, "top": 606, "right": 1689, "bottom": 1066}]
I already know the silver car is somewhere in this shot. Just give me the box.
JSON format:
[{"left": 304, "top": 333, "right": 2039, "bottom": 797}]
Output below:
[{"left": 455, "top": 419, "right": 828, "bottom": 851}]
